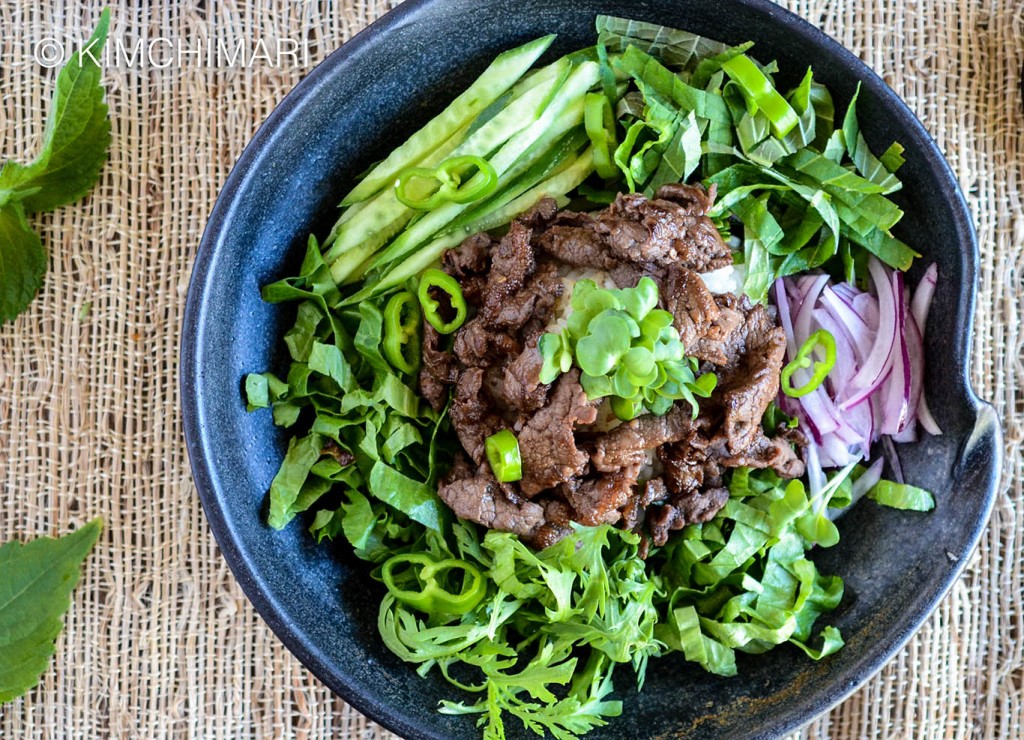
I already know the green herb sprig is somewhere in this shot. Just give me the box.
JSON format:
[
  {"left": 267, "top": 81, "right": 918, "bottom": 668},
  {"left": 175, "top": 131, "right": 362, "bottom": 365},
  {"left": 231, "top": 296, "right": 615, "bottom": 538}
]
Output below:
[
  {"left": 0, "top": 519, "right": 103, "bottom": 703},
  {"left": 539, "top": 277, "right": 717, "bottom": 421},
  {"left": 0, "top": 8, "right": 111, "bottom": 324}
]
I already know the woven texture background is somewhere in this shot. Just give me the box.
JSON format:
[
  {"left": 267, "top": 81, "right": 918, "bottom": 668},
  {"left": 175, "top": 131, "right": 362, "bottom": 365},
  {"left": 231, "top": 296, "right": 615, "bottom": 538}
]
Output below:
[{"left": 0, "top": 0, "right": 1020, "bottom": 737}]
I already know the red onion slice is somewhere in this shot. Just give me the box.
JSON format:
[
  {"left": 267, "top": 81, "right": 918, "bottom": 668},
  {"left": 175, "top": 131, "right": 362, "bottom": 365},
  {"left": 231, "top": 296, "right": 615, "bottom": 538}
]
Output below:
[
  {"left": 917, "top": 396, "right": 942, "bottom": 435},
  {"left": 839, "top": 259, "right": 898, "bottom": 410},
  {"left": 911, "top": 263, "right": 938, "bottom": 332}
]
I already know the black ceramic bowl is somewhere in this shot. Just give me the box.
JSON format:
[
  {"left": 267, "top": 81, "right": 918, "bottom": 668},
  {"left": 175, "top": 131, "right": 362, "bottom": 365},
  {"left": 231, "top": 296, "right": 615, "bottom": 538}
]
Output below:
[{"left": 181, "top": 1, "right": 1001, "bottom": 737}]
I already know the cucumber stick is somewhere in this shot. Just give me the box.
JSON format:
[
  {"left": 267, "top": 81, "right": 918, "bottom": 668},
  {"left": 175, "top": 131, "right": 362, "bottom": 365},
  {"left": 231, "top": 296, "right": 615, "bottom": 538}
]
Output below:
[
  {"left": 323, "top": 61, "right": 570, "bottom": 266},
  {"left": 354, "top": 146, "right": 596, "bottom": 300},
  {"left": 344, "top": 61, "right": 600, "bottom": 285},
  {"left": 340, "top": 34, "right": 555, "bottom": 206},
  {"left": 323, "top": 123, "right": 468, "bottom": 249}
]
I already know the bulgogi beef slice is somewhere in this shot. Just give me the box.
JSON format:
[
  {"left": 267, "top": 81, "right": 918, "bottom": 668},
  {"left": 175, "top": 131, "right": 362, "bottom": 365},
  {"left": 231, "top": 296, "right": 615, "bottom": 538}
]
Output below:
[
  {"left": 658, "top": 439, "right": 723, "bottom": 496},
  {"left": 598, "top": 183, "right": 732, "bottom": 272},
  {"left": 711, "top": 427, "right": 806, "bottom": 479},
  {"left": 533, "top": 183, "right": 730, "bottom": 275},
  {"left": 659, "top": 181, "right": 716, "bottom": 210},
  {"left": 453, "top": 318, "right": 521, "bottom": 368},
  {"left": 438, "top": 456, "right": 547, "bottom": 540},
  {"left": 660, "top": 264, "right": 721, "bottom": 353},
  {"left": 518, "top": 197, "right": 559, "bottom": 228},
  {"left": 714, "top": 304, "right": 788, "bottom": 454},
  {"left": 480, "top": 220, "right": 536, "bottom": 325},
  {"left": 534, "top": 210, "right": 619, "bottom": 270},
  {"left": 589, "top": 405, "right": 693, "bottom": 473},
  {"left": 321, "top": 439, "right": 355, "bottom": 467},
  {"left": 609, "top": 261, "right": 660, "bottom": 290},
  {"left": 500, "top": 342, "right": 550, "bottom": 415},
  {"left": 442, "top": 232, "right": 493, "bottom": 305},
  {"left": 561, "top": 464, "right": 642, "bottom": 527},
  {"left": 484, "top": 261, "right": 564, "bottom": 336},
  {"left": 518, "top": 369, "right": 598, "bottom": 496},
  {"left": 443, "top": 232, "right": 493, "bottom": 278},
  {"left": 621, "top": 477, "right": 669, "bottom": 531},
  {"left": 647, "top": 486, "right": 731, "bottom": 547},
  {"left": 689, "top": 302, "right": 745, "bottom": 365},
  {"left": 419, "top": 322, "right": 458, "bottom": 412},
  {"left": 450, "top": 368, "right": 504, "bottom": 465}
]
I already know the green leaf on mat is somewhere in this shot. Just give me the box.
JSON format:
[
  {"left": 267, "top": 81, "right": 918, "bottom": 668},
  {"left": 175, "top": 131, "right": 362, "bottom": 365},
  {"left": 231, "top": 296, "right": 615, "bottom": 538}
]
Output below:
[
  {"left": 0, "top": 9, "right": 111, "bottom": 212},
  {"left": 0, "top": 202, "right": 47, "bottom": 324},
  {"left": 0, "top": 518, "right": 103, "bottom": 704},
  {"left": 0, "top": 8, "right": 111, "bottom": 324}
]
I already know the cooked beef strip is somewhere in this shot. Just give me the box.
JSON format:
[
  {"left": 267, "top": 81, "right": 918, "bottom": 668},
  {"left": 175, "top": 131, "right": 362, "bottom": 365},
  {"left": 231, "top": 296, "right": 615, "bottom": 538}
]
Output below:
[
  {"left": 517, "top": 197, "right": 559, "bottom": 228},
  {"left": 657, "top": 181, "right": 716, "bottom": 212},
  {"left": 480, "top": 221, "right": 536, "bottom": 325},
  {"left": 588, "top": 405, "right": 693, "bottom": 473},
  {"left": 321, "top": 439, "right": 355, "bottom": 467},
  {"left": 518, "top": 369, "right": 598, "bottom": 496},
  {"left": 452, "top": 317, "right": 521, "bottom": 368},
  {"left": 689, "top": 302, "right": 745, "bottom": 365},
  {"left": 658, "top": 439, "right": 723, "bottom": 496},
  {"left": 500, "top": 342, "right": 550, "bottom": 415},
  {"left": 450, "top": 368, "right": 504, "bottom": 465},
  {"left": 710, "top": 428, "right": 806, "bottom": 479},
  {"left": 647, "top": 486, "right": 731, "bottom": 547},
  {"left": 438, "top": 455, "right": 547, "bottom": 539},
  {"left": 419, "top": 321, "right": 458, "bottom": 412},
  {"left": 661, "top": 264, "right": 721, "bottom": 352},
  {"left": 660, "top": 266, "right": 752, "bottom": 365},
  {"left": 442, "top": 233, "right": 493, "bottom": 304},
  {"left": 713, "top": 303, "right": 788, "bottom": 454},
  {"left": 442, "top": 232, "right": 493, "bottom": 278},
  {"left": 534, "top": 210, "right": 619, "bottom": 270},
  {"left": 533, "top": 183, "right": 730, "bottom": 282},
  {"left": 562, "top": 464, "right": 642, "bottom": 526},
  {"left": 621, "top": 477, "right": 669, "bottom": 531},
  {"left": 609, "top": 261, "right": 658, "bottom": 290},
  {"left": 484, "top": 260, "right": 563, "bottom": 335},
  {"left": 597, "top": 183, "right": 732, "bottom": 271}
]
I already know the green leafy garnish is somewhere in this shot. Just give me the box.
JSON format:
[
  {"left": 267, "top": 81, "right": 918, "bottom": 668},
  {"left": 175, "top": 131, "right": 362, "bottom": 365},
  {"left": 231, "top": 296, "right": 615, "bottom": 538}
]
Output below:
[
  {"left": 539, "top": 277, "right": 716, "bottom": 420},
  {"left": 0, "top": 519, "right": 102, "bottom": 704},
  {"left": 368, "top": 467, "right": 847, "bottom": 738},
  {"left": 0, "top": 9, "right": 111, "bottom": 323},
  {"left": 244, "top": 235, "right": 450, "bottom": 561}
]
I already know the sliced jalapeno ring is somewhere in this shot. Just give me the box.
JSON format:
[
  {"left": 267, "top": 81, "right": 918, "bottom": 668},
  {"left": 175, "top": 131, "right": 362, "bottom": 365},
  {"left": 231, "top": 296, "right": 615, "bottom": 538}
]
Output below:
[
  {"left": 781, "top": 329, "right": 837, "bottom": 398},
  {"left": 417, "top": 268, "right": 467, "bottom": 335},
  {"left": 383, "top": 291, "right": 421, "bottom": 374}
]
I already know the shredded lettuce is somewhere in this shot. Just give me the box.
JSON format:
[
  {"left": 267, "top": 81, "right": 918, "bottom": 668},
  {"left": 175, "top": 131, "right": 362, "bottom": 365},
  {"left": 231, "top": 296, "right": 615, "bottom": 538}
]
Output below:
[
  {"left": 867, "top": 480, "right": 936, "bottom": 511},
  {"left": 244, "top": 237, "right": 450, "bottom": 550}
]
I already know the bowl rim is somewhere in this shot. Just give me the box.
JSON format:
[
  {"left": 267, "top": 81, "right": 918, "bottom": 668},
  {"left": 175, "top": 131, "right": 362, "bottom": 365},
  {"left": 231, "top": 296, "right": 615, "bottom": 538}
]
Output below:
[{"left": 180, "top": 1, "right": 1002, "bottom": 737}]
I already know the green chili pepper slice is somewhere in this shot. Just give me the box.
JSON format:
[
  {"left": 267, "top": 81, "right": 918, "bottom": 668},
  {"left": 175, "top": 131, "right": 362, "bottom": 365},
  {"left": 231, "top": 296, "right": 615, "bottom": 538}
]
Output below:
[
  {"left": 485, "top": 429, "right": 522, "bottom": 483},
  {"left": 394, "top": 155, "right": 499, "bottom": 211},
  {"left": 720, "top": 54, "right": 799, "bottom": 138},
  {"left": 584, "top": 92, "right": 619, "bottom": 180},
  {"left": 381, "top": 553, "right": 486, "bottom": 615},
  {"left": 417, "top": 268, "right": 467, "bottom": 334},
  {"left": 781, "top": 329, "right": 837, "bottom": 398},
  {"left": 383, "top": 291, "right": 421, "bottom": 374}
]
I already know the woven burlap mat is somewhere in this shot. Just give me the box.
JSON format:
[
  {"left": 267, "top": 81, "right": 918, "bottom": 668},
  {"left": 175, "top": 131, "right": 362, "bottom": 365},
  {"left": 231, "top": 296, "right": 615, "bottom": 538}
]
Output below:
[{"left": 1, "top": 0, "right": 1020, "bottom": 737}]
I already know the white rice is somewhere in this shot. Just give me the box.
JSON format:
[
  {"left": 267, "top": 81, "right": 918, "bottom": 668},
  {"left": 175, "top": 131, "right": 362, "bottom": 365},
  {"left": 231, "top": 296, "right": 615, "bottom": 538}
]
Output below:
[{"left": 699, "top": 264, "right": 743, "bottom": 295}]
